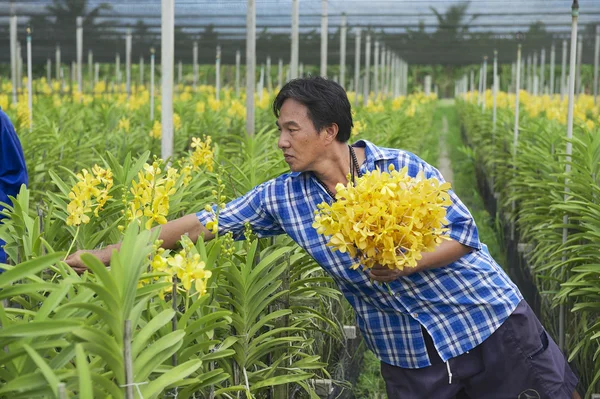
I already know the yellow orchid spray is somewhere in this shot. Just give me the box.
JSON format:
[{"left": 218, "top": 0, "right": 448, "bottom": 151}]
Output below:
[{"left": 313, "top": 164, "right": 452, "bottom": 272}]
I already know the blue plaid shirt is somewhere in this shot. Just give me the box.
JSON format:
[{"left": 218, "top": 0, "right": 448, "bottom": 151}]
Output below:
[{"left": 197, "top": 140, "right": 522, "bottom": 368}]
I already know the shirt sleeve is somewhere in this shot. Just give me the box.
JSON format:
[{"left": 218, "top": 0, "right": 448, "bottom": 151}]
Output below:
[
  {"left": 414, "top": 155, "right": 482, "bottom": 251},
  {"left": 196, "top": 180, "right": 284, "bottom": 240},
  {"left": 0, "top": 110, "right": 28, "bottom": 208}
]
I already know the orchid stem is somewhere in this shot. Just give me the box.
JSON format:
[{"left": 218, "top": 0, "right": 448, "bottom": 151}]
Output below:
[{"left": 64, "top": 225, "right": 80, "bottom": 261}]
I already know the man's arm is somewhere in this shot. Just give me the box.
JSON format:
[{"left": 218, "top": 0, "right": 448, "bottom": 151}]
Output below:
[
  {"left": 66, "top": 214, "right": 214, "bottom": 271},
  {"left": 368, "top": 239, "right": 472, "bottom": 283}
]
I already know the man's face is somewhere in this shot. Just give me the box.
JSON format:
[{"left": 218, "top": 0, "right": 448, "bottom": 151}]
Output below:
[{"left": 276, "top": 98, "right": 329, "bottom": 172}]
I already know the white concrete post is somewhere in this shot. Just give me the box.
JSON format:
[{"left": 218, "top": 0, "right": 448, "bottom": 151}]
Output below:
[
  {"left": 235, "top": 49, "right": 241, "bottom": 96},
  {"left": 266, "top": 55, "right": 272, "bottom": 92},
  {"left": 278, "top": 58, "right": 283, "bottom": 89},
  {"left": 193, "top": 41, "right": 198, "bottom": 90},
  {"left": 88, "top": 50, "right": 93, "bottom": 91},
  {"left": 47, "top": 58, "right": 51, "bottom": 85},
  {"left": 550, "top": 43, "right": 556, "bottom": 95},
  {"left": 561, "top": 40, "right": 567, "bottom": 100},
  {"left": 373, "top": 41, "right": 379, "bottom": 97},
  {"left": 576, "top": 37, "right": 582, "bottom": 96},
  {"left": 560, "top": 0, "right": 579, "bottom": 352},
  {"left": 353, "top": 28, "right": 361, "bottom": 106},
  {"left": 10, "top": 13, "right": 17, "bottom": 104},
  {"left": 76, "top": 16, "right": 83, "bottom": 94},
  {"left": 178, "top": 60, "right": 182, "bottom": 85},
  {"left": 363, "top": 34, "right": 371, "bottom": 106},
  {"left": 140, "top": 55, "right": 144, "bottom": 87},
  {"left": 216, "top": 45, "right": 221, "bottom": 100},
  {"left": 161, "top": 0, "right": 175, "bottom": 160},
  {"left": 511, "top": 43, "right": 522, "bottom": 242},
  {"left": 594, "top": 26, "right": 600, "bottom": 104},
  {"left": 290, "top": 0, "right": 299, "bottom": 79},
  {"left": 116, "top": 53, "right": 121, "bottom": 86},
  {"left": 540, "top": 48, "right": 546, "bottom": 94},
  {"left": 320, "top": 0, "right": 328, "bottom": 77},
  {"left": 532, "top": 51, "right": 538, "bottom": 94},
  {"left": 126, "top": 29, "right": 132, "bottom": 99},
  {"left": 482, "top": 56, "right": 487, "bottom": 111},
  {"left": 26, "top": 27, "right": 32, "bottom": 129},
  {"left": 246, "top": 0, "right": 256, "bottom": 136},
  {"left": 150, "top": 48, "right": 155, "bottom": 121},
  {"left": 56, "top": 45, "right": 61, "bottom": 81},
  {"left": 339, "top": 13, "right": 347, "bottom": 88}
]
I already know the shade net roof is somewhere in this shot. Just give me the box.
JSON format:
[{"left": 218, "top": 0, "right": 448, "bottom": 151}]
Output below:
[{"left": 1, "top": 0, "right": 599, "bottom": 66}]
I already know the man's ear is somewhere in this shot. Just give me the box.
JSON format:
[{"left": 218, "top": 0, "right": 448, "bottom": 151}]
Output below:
[{"left": 323, "top": 123, "right": 339, "bottom": 143}]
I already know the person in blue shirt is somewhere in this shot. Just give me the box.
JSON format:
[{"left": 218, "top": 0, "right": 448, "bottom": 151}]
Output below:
[
  {"left": 0, "top": 108, "right": 28, "bottom": 265},
  {"left": 67, "top": 77, "right": 579, "bottom": 398}
]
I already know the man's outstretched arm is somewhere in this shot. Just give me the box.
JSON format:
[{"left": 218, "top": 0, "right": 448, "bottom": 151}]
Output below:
[{"left": 65, "top": 214, "right": 214, "bottom": 271}]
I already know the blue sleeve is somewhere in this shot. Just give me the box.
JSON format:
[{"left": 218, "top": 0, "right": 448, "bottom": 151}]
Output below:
[
  {"left": 196, "top": 180, "right": 284, "bottom": 240},
  {"left": 0, "top": 109, "right": 28, "bottom": 265},
  {"left": 0, "top": 109, "right": 28, "bottom": 207}
]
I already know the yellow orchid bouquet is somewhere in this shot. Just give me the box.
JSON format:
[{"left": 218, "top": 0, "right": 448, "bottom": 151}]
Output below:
[{"left": 312, "top": 164, "right": 452, "bottom": 272}]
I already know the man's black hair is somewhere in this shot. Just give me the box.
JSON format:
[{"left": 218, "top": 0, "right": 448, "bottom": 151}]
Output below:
[{"left": 272, "top": 76, "right": 353, "bottom": 142}]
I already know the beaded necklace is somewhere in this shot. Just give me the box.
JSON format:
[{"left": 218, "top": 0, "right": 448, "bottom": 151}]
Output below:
[{"left": 317, "top": 145, "right": 362, "bottom": 199}]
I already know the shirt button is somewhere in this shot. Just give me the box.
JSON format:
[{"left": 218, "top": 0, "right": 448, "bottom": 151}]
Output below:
[{"left": 412, "top": 313, "right": 419, "bottom": 318}]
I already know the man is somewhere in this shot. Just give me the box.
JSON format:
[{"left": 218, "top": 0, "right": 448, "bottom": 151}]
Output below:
[
  {"left": 0, "top": 108, "right": 28, "bottom": 265},
  {"left": 67, "top": 77, "right": 579, "bottom": 398}
]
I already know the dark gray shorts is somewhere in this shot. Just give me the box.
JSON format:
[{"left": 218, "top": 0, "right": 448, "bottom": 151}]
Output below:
[{"left": 380, "top": 300, "right": 578, "bottom": 399}]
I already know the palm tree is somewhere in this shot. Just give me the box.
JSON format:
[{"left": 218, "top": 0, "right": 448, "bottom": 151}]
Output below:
[{"left": 28, "top": 0, "right": 112, "bottom": 62}]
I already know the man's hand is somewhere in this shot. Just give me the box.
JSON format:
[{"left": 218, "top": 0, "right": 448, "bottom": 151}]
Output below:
[
  {"left": 368, "top": 263, "right": 421, "bottom": 282},
  {"left": 367, "top": 239, "right": 473, "bottom": 283},
  {"left": 63, "top": 214, "right": 211, "bottom": 274},
  {"left": 65, "top": 246, "right": 115, "bottom": 274}
]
